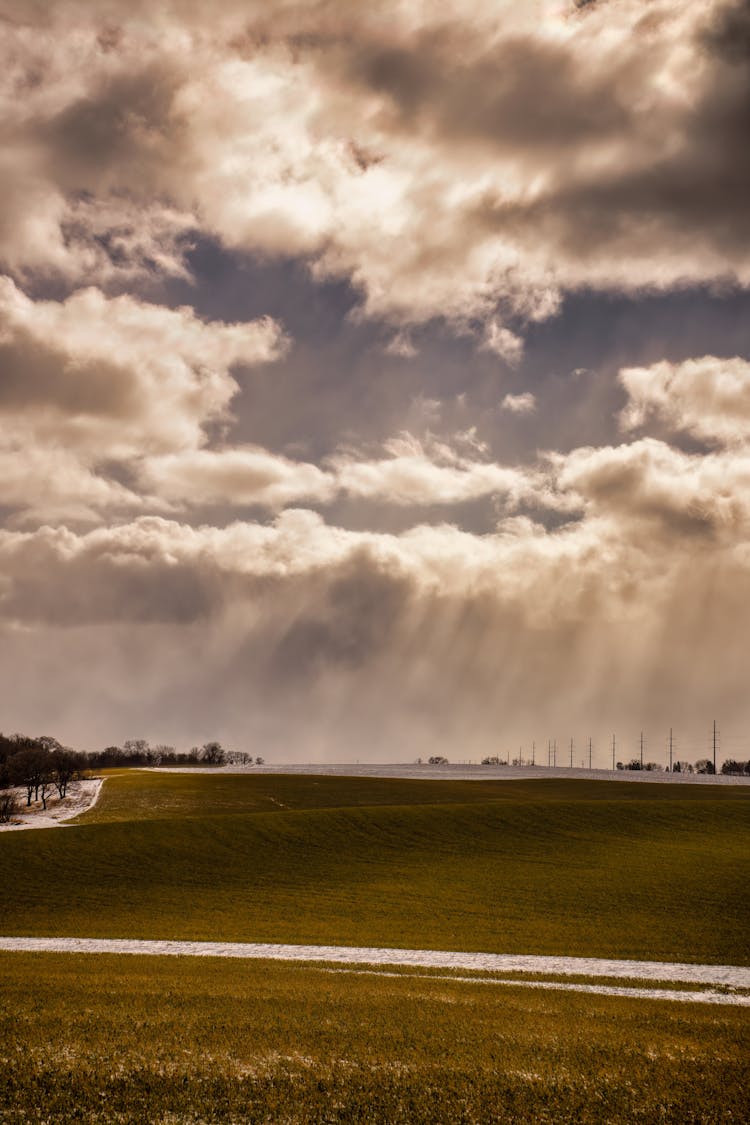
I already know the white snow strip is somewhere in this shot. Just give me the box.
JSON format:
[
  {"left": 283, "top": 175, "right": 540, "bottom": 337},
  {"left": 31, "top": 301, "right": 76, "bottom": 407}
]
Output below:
[
  {"left": 314, "top": 968, "right": 750, "bottom": 1006},
  {"left": 149, "top": 763, "right": 750, "bottom": 785},
  {"left": 0, "top": 778, "right": 104, "bottom": 832},
  {"left": 0, "top": 937, "right": 748, "bottom": 990}
]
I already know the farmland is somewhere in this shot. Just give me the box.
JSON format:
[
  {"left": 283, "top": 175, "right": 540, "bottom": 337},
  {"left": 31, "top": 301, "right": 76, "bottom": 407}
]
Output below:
[
  {"left": 1, "top": 770, "right": 749, "bottom": 1122},
  {"left": 1, "top": 772, "right": 748, "bottom": 962}
]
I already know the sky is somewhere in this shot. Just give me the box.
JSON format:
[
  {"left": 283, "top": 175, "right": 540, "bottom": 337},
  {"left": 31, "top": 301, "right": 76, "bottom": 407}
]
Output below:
[{"left": 1, "top": 0, "right": 749, "bottom": 764}]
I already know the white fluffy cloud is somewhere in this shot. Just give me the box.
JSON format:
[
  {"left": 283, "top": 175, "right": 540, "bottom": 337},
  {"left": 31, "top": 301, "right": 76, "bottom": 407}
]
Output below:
[
  {"left": 140, "top": 448, "right": 337, "bottom": 510},
  {"left": 620, "top": 356, "right": 750, "bottom": 447},
  {"left": 0, "top": 279, "right": 285, "bottom": 458},
  {"left": 552, "top": 437, "right": 750, "bottom": 541},
  {"left": 501, "top": 392, "right": 536, "bottom": 415},
  {"left": 329, "top": 433, "right": 545, "bottom": 508},
  {"left": 0, "top": 278, "right": 285, "bottom": 519}
]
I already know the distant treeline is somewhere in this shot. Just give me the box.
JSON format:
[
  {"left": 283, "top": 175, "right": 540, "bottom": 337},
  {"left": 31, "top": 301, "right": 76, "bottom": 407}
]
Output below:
[{"left": 88, "top": 740, "right": 263, "bottom": 769}]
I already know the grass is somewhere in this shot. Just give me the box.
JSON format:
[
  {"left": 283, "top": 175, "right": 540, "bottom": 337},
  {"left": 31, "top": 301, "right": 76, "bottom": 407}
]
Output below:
[
  {"left": 1, "top": 772, "right": 748, "bottom": 962},
  {"left": 1, "top": 952, "right": 748, "bottom": 1123},
  {"left": 2, "top": 773, "right": 748, "bottom": 1122}
]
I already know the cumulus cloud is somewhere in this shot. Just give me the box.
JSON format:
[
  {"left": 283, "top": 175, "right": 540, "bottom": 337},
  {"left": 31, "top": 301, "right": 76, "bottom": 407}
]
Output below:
[
  {"left": 552, "top": 437, "right": 750, "bottom": 541},
  {"left": 0, "top": 447, "right": 145, "bottom": 525},
  {"left": 620, "top": 356, "right": 750, "bottom": 447},
  {"left": 0, "top": 278, "right": 285, "bottom": 519},
  {"left": 0, "top": 1, "right": 748, "bottom": 333},
  {"left": 136, "top": 433, "right": 550, "bottom": 513},
  {"left": 481, "top": 321, "right": 524, "bottom": 365},
  {"left": 1, "top": 500, "right": 749, "bottom": 757},
  {"left": 501, "top": 392, "right": 536, "bottom": 414},
  {"left": 140, "top": 448, "right": 337, "bottom": 510},
  {"left": 0, "top": 279, "right": 285, "bottom": 457},
  {"left": 330, "top": 433, "right": 544, "bottom": 508}
]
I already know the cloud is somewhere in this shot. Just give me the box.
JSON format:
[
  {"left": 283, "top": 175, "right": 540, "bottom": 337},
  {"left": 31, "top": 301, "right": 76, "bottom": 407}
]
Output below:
[
  {"left": 1, "top": 1, "right": 748, "bottom": 334},
  {"left": 0, "top": 447, "right": 145, "bottom": 525},
  {"left": 552, "top": 437, "right": 750, "bottom": 541},
  {"left": 1, "top": 2, "right": 749, "bottom": 757},
  {"left": 329, "top": 433, "right": 544, "bottom": 508},
  {"left": 140, "top": 447, "right": 336, "bottom": 510},
  {"left": 0, "top": 279, "right": 285, "bottom": 457},
  {"left": 1, "top": 499, "right": 749, "bottom": 756},
  {"left": 384, "top": 332, "right": 418, "bottom": 358},
  {"left": 501, "top": 392, "right": 536, "bottom": 414},
  {"left": 136, "top": 433, "right": 549, "bottom": 513},
  {"left": 0, "top": 278, "right": 285, "bottom": 519},
  {"left": 481, "top": 321, "right": 524, "bottom": 365},
  {"left": 620, "top": 356, "right": 750, "bottom": 447}
]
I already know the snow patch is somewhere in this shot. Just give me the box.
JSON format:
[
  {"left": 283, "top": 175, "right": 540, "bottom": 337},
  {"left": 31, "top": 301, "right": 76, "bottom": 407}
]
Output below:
[
  {"left": 0, "top": 936, "right": 748, "bottom": 995},
  {"left": 0, "top": 777, "right": 104, "bottom": 831}
]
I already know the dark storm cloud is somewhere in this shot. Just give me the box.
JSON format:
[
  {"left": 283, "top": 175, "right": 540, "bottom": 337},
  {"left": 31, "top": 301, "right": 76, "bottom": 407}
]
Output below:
[
  {"left": 0, "top": 536, "right": 219, "bottom": 625},
  {"left": 339, "top": 29, "right": 631, "bottom": 152},
  {"left": 41, "top": 65, "right": 184, "bottom": 197}
]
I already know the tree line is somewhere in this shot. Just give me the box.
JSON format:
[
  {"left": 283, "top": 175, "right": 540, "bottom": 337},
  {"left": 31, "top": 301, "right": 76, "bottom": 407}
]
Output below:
[
  {"left": 0, "top": 733, "right": 83, "bottom": 822},
  {"left": 89, "top": 739, "right": 263, "bottom": 769},
  {"left": 0, "top": 733, "right": 265, "bottom": 824}
]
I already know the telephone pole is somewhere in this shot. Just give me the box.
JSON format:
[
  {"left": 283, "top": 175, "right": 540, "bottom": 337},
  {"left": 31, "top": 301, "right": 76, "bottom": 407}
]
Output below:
[
  {"left": 640, "top": 731, "right": 644, "bottom": 769},
  {"left": 553, "top": 739, "right": 557, "bottom": 768},
  {"left": 713, "top": 720, "right": 717, "bottom": 774},
  {"left": 611, "top": 733, "right": 616, "bottom": 771},
  {"left": 532, "top": 740, "right": 535, "bottom": 766},
  {"left": 588, "top": 737, "right": 592, "bottom": 770},
  {"left": 669, "top": 727, "right": 673, "bottom": 772},
  {"left": 569, "top": 737, "right": 574, "bottom": 768}
]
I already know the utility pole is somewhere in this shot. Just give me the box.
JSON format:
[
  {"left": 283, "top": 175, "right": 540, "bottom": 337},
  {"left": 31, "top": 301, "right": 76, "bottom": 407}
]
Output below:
[
  {"left": 640, "top": 731, "right": 644, "bottom": 769},
  {"left": 669, "top": 727, "right": 673, "bottom": 772},
  {"left": 548, "top": 739, "right": 551, "bottom": 767},
  {"left": 532, "top": 740, "right": 535, "bottom": 766},
  {"left": 553, "top": 739, "right": 557, "bottom": 768},
  {"left": 588, "top": 737, "right": 592, "bottom": 770},
  {"left": 611, "top": 733, "right": 616, "bottom": 771},
  {"left": 713, "top": 719, "right": 717, "bottom": 774},
  {"left": 570, "top": 737, "right": 573, "bottom": 768}
]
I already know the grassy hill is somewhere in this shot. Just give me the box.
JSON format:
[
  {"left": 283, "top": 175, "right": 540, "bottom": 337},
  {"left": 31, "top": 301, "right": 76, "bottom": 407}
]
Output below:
[{"left": 1, "top": 772, "right": 748, "bottom": 962}]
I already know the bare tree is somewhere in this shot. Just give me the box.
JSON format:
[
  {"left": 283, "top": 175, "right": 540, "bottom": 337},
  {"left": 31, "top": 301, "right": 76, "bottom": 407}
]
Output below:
[
  {"left": 38, "top": 769, "right": 53, "bottom": 811},
  {"left": 0, "top": 789, "right": 18, "bottom": 824},
  {"left": 201, "top": 741, "right": 226, "bottom": 766},
  {"left": 51, "top": 750, "right": 79, "bottom": 798},
  {"left": 9, "top": 748, "right": 48, "bottom": 806}
]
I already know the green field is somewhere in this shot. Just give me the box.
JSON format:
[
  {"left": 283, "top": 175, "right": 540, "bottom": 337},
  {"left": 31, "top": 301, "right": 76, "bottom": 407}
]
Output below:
[
  {"left": 2, "top": 771, "right": 749, "bottom": 1122},
  {"left": 1, "top": 952, "right": 748, "bottom": 1124},
  {"left": 1, "top": 772, "right": 749, "bottom": 961}
]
